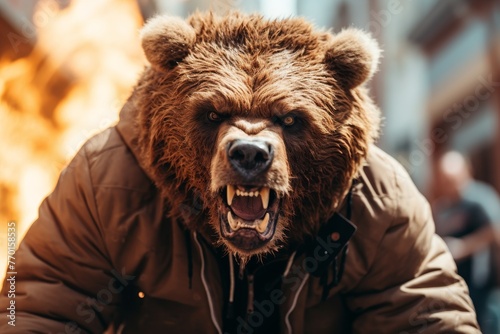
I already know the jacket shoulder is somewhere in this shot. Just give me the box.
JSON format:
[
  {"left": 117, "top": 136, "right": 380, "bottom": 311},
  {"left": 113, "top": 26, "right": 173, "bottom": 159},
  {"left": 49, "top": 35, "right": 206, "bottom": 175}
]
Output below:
[
  {"left": 342, "top": 149, "right": 478, "bottom": 333},
  {"left": 342, "top": 145, "right": 431, "bottom": 290},
  {"left": 82, "top": 127, "right": 154, "bottom": 193},
  {"left": 76, "top": 127, "right": 168, "bottom": 264},
  {"left": 358, "top": 145, "right": 418, "bottom": 202}
]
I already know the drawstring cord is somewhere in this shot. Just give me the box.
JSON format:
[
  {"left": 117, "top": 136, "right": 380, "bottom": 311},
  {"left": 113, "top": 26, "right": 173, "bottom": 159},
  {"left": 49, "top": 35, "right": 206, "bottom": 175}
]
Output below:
[
  {"left": 282, "top": 251, "right": 297, "bottom": 278},
  {"left": 226, "top": 253, "right": 236, "bottom": 319},
  {"left": 229, "top": 253, "right": 235, "bottom": 303}
]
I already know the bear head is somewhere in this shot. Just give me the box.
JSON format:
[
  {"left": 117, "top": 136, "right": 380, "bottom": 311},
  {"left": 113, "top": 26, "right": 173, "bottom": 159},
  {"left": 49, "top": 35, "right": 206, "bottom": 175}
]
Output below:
[{"left": 135, "top": 12, "right": 381, "bottom": 262}]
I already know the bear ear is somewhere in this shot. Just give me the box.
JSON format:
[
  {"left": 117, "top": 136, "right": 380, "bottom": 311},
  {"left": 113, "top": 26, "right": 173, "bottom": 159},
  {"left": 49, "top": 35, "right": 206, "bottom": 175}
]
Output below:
[
  {"left": 324, "top": 28, "right": 381, "bottom": 90},
  {"left": 140, "top": 15, "right": 196, "bottom": 71}
]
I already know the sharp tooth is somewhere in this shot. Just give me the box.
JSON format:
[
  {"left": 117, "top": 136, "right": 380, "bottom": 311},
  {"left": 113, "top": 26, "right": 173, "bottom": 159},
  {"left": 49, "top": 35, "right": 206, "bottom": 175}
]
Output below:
[
  {"left": 260, "top": 187, "right": 270, "bottom": 209},
  {"left": 227, "top": 185, "right": 235, "bottom": 206},
  {"left": 249, "top": 192, "right": 254, "bottom": 197},
  {"left": 236, "top": 189, "right": 240, "bottom": 196},
  {"left": 227, "top": 211, "right": 238, "bottom": 230},
  {"left": 256, "top": 213, "right": 270, "bottom": 233}
]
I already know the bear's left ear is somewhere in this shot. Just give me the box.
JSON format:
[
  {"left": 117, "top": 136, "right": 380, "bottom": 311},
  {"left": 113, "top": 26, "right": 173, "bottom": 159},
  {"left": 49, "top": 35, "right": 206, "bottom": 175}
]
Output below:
[
  {"left": 140, "top": 15, "right": 196, "bottom": 71},
  {"left": 324, "top": 28, "right": 381, "bottom": 90}
]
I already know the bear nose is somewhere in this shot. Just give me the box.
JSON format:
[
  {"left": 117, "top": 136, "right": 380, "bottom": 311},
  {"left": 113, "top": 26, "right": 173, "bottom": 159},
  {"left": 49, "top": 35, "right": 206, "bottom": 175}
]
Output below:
[{"left": 227, "top": 139, "right": 273, "bottom": 175}]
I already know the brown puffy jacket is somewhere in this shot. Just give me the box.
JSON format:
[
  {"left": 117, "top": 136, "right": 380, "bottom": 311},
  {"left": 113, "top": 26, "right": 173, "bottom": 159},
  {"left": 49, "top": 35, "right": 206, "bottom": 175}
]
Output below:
[{"left": 0, "top": 102, "right": 479, "bottom": 333}]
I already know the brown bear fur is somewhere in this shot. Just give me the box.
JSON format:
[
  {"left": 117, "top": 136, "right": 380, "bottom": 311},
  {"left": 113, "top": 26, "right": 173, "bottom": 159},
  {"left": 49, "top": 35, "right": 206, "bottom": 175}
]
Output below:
[{"left": 133, "top": 11, "right": 381, "bottom": 259}]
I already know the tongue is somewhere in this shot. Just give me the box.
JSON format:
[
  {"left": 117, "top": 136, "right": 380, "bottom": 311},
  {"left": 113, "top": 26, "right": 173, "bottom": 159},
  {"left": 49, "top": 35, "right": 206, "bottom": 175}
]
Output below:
[{"left": 230, "top": 196, "right": 266, "bottom": 221}]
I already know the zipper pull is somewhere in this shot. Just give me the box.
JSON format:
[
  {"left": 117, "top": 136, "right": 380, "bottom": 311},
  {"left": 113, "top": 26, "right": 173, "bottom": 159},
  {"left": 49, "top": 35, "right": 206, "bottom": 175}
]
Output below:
[
  {"left": 239, "top": 264, "right": 245, "bottom": 280},
  {"left": 246, "top": 274, "right": 254, "bottom": 315}
]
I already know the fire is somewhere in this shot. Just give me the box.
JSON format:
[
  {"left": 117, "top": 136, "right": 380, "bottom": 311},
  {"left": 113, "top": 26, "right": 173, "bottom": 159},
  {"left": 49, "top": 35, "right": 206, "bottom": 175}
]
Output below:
[{"left": 0, "top": 0, "right": 145, "bottom": 281}]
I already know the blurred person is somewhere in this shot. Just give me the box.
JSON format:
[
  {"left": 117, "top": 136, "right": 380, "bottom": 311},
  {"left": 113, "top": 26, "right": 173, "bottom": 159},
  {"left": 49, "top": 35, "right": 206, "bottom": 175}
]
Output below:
[{"left": 433, "top": 150, "right": 499, "bottom": 331}]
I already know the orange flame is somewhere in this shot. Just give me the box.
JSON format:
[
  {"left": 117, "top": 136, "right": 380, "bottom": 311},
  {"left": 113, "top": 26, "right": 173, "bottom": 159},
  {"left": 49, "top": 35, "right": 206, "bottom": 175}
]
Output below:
[{"left": 0, "top": 0, "right": 145, "bottom": 280}]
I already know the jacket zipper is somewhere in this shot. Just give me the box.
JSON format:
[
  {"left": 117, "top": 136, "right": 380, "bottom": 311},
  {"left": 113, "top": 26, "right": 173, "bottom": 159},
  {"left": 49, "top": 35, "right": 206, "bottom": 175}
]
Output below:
[
  {"left": 246, "top": 274, "right": 254, "bottom": 315},
  {"left": 193, "top": 233, "right": 308, "bottom": 334}
]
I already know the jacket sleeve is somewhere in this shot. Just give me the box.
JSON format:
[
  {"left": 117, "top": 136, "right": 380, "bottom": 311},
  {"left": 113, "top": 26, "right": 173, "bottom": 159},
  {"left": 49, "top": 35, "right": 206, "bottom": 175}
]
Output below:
[
  {"left": 0, "top": 145, "right": 124, "bottom": 333},
  {"left": 345, "top": 172, "right": 480, "bottom": 333}
]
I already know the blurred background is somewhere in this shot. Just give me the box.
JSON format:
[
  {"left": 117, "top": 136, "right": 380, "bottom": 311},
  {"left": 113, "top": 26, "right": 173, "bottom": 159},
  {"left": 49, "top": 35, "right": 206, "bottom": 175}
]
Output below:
[{"left": 0, "top": 0, "right": 499, "bottom": 329}]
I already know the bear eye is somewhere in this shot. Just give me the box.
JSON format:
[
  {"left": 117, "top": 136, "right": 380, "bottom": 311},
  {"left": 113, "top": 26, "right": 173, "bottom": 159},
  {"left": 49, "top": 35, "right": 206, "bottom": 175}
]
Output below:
[
  {"left": 282, "top": 115, "right": 296, "bottom": 127},
  {"left": 207, "top": 111, "right": 222, "bottom": 122}
]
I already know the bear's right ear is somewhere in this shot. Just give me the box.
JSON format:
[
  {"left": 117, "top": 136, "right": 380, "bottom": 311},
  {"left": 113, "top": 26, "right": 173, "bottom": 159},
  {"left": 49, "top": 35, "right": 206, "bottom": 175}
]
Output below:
[
  {"left": 140, "top": 15, "right": 196, "bottom": 71},
  {"left": 324, "top": 28, "right": 381, "bottom": 90}
]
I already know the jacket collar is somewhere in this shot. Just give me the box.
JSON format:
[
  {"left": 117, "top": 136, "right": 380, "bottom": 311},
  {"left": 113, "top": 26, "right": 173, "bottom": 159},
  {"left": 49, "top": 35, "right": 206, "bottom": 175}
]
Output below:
[{"left": 115, "top": 97, "right": 157, "bottom": 183}]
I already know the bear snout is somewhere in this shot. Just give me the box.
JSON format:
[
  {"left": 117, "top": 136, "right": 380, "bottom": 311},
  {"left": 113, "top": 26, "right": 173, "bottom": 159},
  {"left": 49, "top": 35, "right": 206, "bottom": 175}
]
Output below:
[
  {"left": 227, "top": 139, "right": 274, "bottom": 179},
  {"left": 209, "top": 123, "right": 290, "bottom": 196}
]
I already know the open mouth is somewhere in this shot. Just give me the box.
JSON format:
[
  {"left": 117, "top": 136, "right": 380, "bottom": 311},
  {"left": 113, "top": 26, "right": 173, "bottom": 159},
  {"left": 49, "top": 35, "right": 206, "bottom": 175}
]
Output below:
[{"left": 219, "top": 185, "right": 280, "bottom": 251}]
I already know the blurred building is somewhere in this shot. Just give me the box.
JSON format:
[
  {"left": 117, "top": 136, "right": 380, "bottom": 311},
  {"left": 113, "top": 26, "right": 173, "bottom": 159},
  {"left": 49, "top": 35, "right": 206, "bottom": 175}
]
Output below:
[{"left": 408, "top": 0, "right": 500, "bottom": 199}]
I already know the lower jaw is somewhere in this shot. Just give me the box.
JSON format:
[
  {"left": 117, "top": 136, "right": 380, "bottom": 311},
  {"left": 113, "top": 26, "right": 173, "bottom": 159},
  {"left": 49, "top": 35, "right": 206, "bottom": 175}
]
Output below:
[
  {"left": 219, "top": 211, "right": 278, "bottom": 252},
  {"left": 225, "top": 228, "right": 271, "bottom": 251}
]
